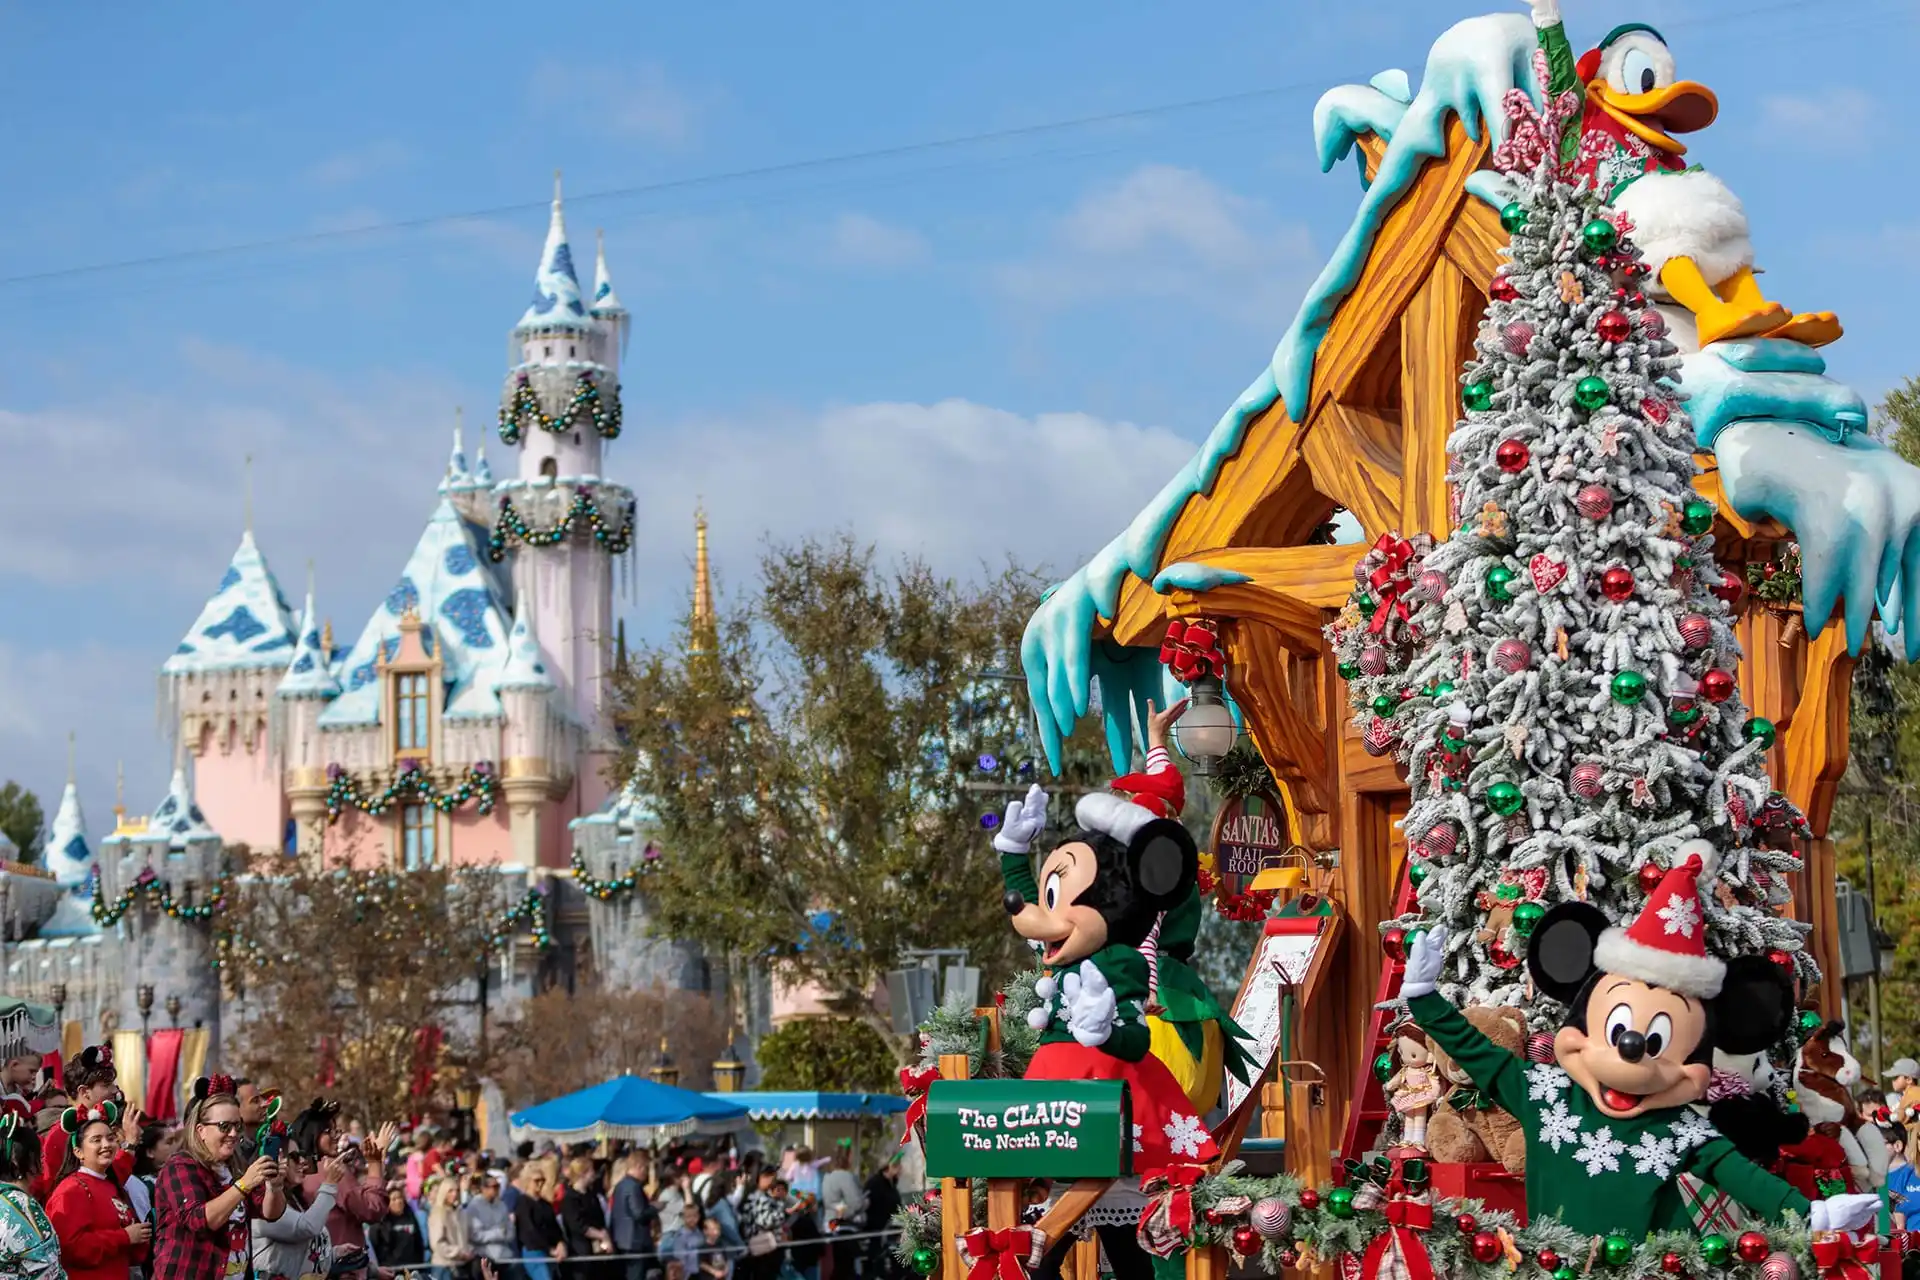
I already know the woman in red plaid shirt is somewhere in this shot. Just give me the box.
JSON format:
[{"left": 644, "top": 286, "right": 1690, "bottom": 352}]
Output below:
[{"left": 152, "top": 1079, "right": 284, "bottom": 1280}]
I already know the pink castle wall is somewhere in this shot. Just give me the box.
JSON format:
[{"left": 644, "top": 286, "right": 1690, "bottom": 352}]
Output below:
[
  {"left": 770, "top": 974, "right": 891, "bottom": 1025},
  {"left": 193, "top": 722, "right": 286, "bottom": 854},
  {"left": 449, "top": 808, "right": 514, "bottom": 865},
  {"left": 324, "top": 810, "right": 387, "bottom": 869}
]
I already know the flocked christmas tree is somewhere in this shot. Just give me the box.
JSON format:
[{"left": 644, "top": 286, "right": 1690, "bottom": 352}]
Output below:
[{"left": 1329, "top": 68, "right": 1812, "bottom": 1022}]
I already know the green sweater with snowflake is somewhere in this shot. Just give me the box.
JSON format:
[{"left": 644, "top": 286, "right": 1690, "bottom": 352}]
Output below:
[{"left": 1409, "top": 993, "right": 1808, "bottom": 1237}]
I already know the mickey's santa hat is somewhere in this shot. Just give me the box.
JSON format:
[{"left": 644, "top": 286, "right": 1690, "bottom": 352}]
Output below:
[
  {"left": 1593, "top": 838, "right": 1726, "bottom": 999},
  {"left": 1074, "top": 767, "right": 1185, "bottom": 844}
]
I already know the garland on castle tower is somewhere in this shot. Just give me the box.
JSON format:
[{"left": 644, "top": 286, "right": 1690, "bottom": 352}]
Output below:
[
  {"left": 91, "top": 865, "right": 229, "bottom": 927},
  {"left": 568, "top": 846, "right": 659, "bottom": 900},
  {"left": 491, "top": 886, "right": 552, "bottom": 949},
  {"left": 487, "top": 490, "right": 636, "bottom": 563},
  {"left": 497, "top": 370, "right": 622, "bottom": 445},
  {"left": 323, "top": 760, "right": 499, "bottom": 821}
]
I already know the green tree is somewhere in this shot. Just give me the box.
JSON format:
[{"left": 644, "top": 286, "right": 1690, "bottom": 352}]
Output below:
[
  {"left": 0, "top": 783, "right": 44, "bottom": 862},
  {"left": 754, "top": 1017, "right": 898, "bottom": 1092},
  {"left": 1832, "top": 376, "right": 1920, "bottom": 1062},
  {"left": 609, "top": 534, "right": 1043, "bottom": 1041}
]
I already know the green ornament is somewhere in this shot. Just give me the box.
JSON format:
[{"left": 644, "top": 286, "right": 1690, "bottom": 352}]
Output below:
[
  {"left": 1432, "top": 681, "right": 1456, "bottom": 698},
  {"left": 1463, "top": 380, "right": 1495, "bottom": 412},
  {"left": 1699, "top": 1234, "right": 1732, "bottom": 1267},
  {"left": 1610, "top": 670, "right": 1648, "bottom": 705},
  {"left": 1374, "top": 1051, "right": 1395, "bottom": 1083},
  {"left": 1408, "top": 860, "right": 1430, "bottom": 888},
  {"left": 1494, "top": 882, "right": 1523, "bottom": 903},
  {"left": 1670, "top": 704, "right": 1703, "bottom": 726},
  {"left": 1356, "top": 592, "right": 1377, "bottom": 616},
  {"left": 1371, "top": 694, "right": 1398, "bottom": 717},
  {"left": 1554, "top": 1268, "right": 1578, "bottom": 1280},
  {"left": 1798, "top": 1008, "right": 1823, "bottom": 1037},
  {"left": 1499, "top": 201, "right": 1528, "bottom": 233},
  {"left": 910, "top": 1248, "right": 939, "bottom": 1276},
  {"left": 1486, "top": 564, "right": 1516, "bottom": 602},
  {"left": 1338, "top": 662, "right": 1361, "bottom": 680},
  {"left": 1486, "top": 781, "right": 1524, "bottom": 817},
  {"left": 1575, "top": 375, "right": 1611, "bottom": 411},
  {"left": 1601, "top": 1234, "right": 1634, "bottom": 1267},
  {"left": 1745, "top": 716, "right": 1777, "bottom": 749},
  {"left": 1681, "top": 498, "right": 1715, "bottom": 536},
  {"left": 1325, "top": 1186, "right": 1356, "bottom": 1219},
  {"left": 1511, "top": 900, "right": 1546, "bottom": 937},
  {"left": 1581, "top": 217, "right": 1619, "bottom": 255}
]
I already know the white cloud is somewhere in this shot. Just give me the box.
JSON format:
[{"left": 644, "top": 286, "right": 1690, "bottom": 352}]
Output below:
[
  {"left": 302, "top": 140, "right": 411, "bottom": 189},
  {"left": 1759, "top": 88, "right": 1876, "bottom": 151},
  {"left": 534, "top": 61, "right": 699, "bottom": 146},
  {"left": 0, "top": 640, "right": 165, "bottom": 835},
  {"left": 995, "top": 164, "right": 1316, "bottom": 323},
  {"left": 823, "top": 213, "right": 930, "bottom": 269}
]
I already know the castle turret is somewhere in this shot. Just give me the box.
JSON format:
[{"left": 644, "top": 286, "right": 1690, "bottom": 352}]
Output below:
[
  {"left": 278, "top": 575, "right": 340, "bottom": 859},
  {"left": 569, "top": 778, "right": 711, "bottom": 992},
  {"left": 46, "top": 736, "right": 93, "bottom": 891},
  {"left": 495, "top": 605, "right": 559, "bottom": 866},
  {"left": 441, "top": 409, "right": 496, "bottom": 527}
]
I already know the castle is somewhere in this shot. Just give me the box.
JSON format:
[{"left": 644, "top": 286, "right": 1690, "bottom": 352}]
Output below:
[{"left": 0, "top": 182, "right": 760, "bottom": 1063}]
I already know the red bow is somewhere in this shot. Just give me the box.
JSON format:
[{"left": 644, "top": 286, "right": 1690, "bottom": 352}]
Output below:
[
  {"left": 1362, "top": 1197, "right": 1436, "bottom": 1280},
  {"left": 1158, "top": 619, "right": 1225, "bottom": 684},
  {"left": 1366, "top": 535, "right": 1417, "bottom": 637},
  {"left": 1812, "top": 1232, "right": 1879, "bottom": 1280},
  {"left": 1136, "top": 1165, "right": 1206, "bottom": 1255},
  {"left": 899, "top": 1067, "right": 939, "bottom": 1148},
  {"left": 958, "top": 1228, "right": 1042, "bottom": 1280}
]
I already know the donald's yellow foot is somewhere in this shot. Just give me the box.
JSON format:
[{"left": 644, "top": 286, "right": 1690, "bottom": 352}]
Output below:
[
  {"left": 1762, "top": 312, "right": 1843, "bottom": 348},
  {"left": 1694, "top": 299, "right": 1792, "bottom": 346}
]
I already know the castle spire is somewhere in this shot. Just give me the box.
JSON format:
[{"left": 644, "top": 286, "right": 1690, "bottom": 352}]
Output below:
[
  {"left": 591, "top": 228, "right": 630, "bottom": 355},
  {"left": 279, "top": 565, "right": 341, "bottom": 699},
  {"left": 46, "top": 739, "right": 92, "bottom": 890},
  {"left": 691, "top": 504, "right": 715, "bottom": 653},
  {"left": 515, "top": 169, "right": 588, "bottom": 332},
  {"left": 449, "top": 407, "right": 469, "bottom": 478}
]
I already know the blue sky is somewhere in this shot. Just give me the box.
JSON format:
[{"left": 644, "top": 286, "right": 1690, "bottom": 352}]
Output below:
[{"left": 0, "top": 0, "right": 1913, "bottom": 821}]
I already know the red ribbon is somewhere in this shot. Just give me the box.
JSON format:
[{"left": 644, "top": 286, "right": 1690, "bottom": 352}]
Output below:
[
  {"left": 899, "top": 1067, "right": 939, "bottom": 1147},
  {"left": 1812, "top": 1233, "right": 1879, "bottom": 1280},
  {"left": 959, "top": 1229, "right": 1039, "bottom": 1280},
  {"left": 1366, "top": 535, "right": 1416, "bottom": 637},
  {"left": 1158, "top": 619, "right": 1225, "bottom": 684},
  {"left": 1358, "top": 1197, "right": 1436, "bottom": 1280},
  {"left": 1136, "top": 1166, "right": 1207, "bottom": 1240}
]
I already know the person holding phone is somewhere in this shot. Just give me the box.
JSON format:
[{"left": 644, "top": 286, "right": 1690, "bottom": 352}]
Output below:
[
  {"left": 153, "top": 1078, "right": 285, "bottom": 1280},
  {"left": 47, "top": 1103, "right": 150, "bottom": 1280},
  {"left": 254, "top": 1149, "right": 346, "bottom": 1280}
]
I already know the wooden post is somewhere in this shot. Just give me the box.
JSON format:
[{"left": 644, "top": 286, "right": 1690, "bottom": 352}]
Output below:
[{"left": 938, "top": 1051, "right": 971, "bottom": 1280}]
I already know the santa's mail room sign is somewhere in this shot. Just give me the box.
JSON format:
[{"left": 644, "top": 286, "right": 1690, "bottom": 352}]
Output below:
[{"left": 921, "top": 1080, "right": 1131, "bottom": 1180}]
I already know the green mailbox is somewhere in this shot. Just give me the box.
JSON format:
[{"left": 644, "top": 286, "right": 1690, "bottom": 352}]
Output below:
[{"left": 921, "top": 1079, "right": 1132, "bottom": 1180}]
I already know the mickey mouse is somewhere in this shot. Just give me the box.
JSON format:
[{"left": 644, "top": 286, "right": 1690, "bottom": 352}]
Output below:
[{"left": 1401, "top": 840, "right": 1879, "bottom": 1239}]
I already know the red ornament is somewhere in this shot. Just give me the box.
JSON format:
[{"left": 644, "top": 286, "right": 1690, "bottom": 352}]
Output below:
[
  {"left": 1642, "top": 309, "right": 1668, "bottom": 337},
  {"left": 1678, "top": 613, "right": 1712, "bottom": 649},
  {"left": 1638, "top": 861, "right": 1666, "bottom": 894},
  {"left": 1492, "top": 638, "right": 1532, "bottom": 673},
  {"left": 1455, "top": 1214, "right": 1477, "bottom": 1235},
  {"left": 1661, "top": 1253, "right": 1686, "bottom": 1275},
  {"left": 1419, "top": 823, "right": 1458, "bottom": 860},
  {"left": 1596, "top": 309, "right": 1632, "bottom": 342},
  {"left": 1711, "top": 570, "right": 1745, "bottom": 607},
  {"left": 1701, "top": 668, "right": 1735, "bottom": 703},
  {"left": 1768, "top": 948, "right": 1794, "bottom": 973},
  {"left": 1382, "top": 926, "right": 1408, "bottom": 961},
  {"left": 1489, "top": 273, "right": 1520, "bottom": 302},
  {"left": 1278, "top": 1248, "right": 1299, "bottom": 1269},
  {"left": 1570, "top": 761, "right": 1604, "bottom": 799},
  {"left": 1231, "top": 1226, "right": 1261, "bottom": 1257},
  {"left": 1299, "top": 1190, "right": 1320, "bottom": 1210},
  {"left": 1575, "top": 484, "right": 1614, "bottom": 520},
  {"left": 1488, "top": 939, "right": 1520, "bottom": 969},
  {"left": 1526, "top": 1031, "right": 1556, "bottom": 1063},
  {"left": 1537, "top": 1252, "right": 1561, "bottom": 1271},
  {"left": 1736, "top": 1232, "right": 1771, "bottom": 1263},
  {"left": 1470, "top": 1232, "right": 1501, "bottom": 1264},
  {"left": 1503, "top": 321, "right": 1535, "bottom": 355},
  {"left": 1642, "top": 395, "right": 1672, "bottom": 425},
  {"left": 1601, "top": 566, "right": 1635, "bottom": 601},
  {"left": 1496, "top": 439, "right": 1530, "bottom": 473}
]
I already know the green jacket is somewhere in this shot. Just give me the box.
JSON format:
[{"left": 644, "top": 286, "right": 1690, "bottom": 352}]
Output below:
[{"left": 1410, "top": 993, "right": 1808, "bottom": 1238}]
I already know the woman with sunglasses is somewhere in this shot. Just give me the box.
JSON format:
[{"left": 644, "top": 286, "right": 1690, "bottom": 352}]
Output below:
[
  {"left": 153, "top": 1078, "right": 284, "bottom": 1280},
  {"left": 47, "top": 1103, "right": 150, "bottom": 1280}
]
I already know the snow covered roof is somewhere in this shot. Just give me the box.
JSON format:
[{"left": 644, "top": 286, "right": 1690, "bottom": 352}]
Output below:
[
  {"left": 132, "top": 770, "right": 218, "bottom": 849},
  {"left": 39, "top": 893, "right": 99, "bottom": 939},
  {"left": 317, "top": 499, "right": 514, "bottom": 727},
  {"left": 493, "top": 605, "right": 555, "bottom": 693},
  {"left": 572, "top": 773, "right": 657, "bottom": 831},
  {"left": 515, "top": 180, "right": 590, "bottom": 333},
  {"left": 472, "top": 443, "right": 494, "bottom": 485},
  {"left": 278, "top": 585, "right": 341, "bottom": 700},
  {"left": 44, "top": 781, "right": 91, "bottom": 890},
  {"left": 162, "top": 531, "right": 299, "bottom": 674},
  {"left": 591, "top": 229, "right": 626, "bottom": 315}
]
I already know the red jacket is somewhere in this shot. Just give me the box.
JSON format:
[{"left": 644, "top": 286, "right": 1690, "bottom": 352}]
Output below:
[{"left": 46, "top": 1170, "right": 148, "bottom": 1280}]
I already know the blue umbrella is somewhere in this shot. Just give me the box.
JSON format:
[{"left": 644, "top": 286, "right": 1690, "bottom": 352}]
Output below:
[{"left": 510, "top": 1075, "right": 750, "bottom": 1143}]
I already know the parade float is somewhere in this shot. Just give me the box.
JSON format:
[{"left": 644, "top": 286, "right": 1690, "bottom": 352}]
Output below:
[{"left": 897, "top": 5, "right": 1920, "bottom": 1279}]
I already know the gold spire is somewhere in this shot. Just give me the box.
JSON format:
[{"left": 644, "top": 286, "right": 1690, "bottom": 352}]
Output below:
[
  {"left": 690, "top": 503, "right": 715, "bottom": 653},
  {"left": 113, "top": 761, "right": 125, "bottom": 826},
  {"left": 321, "top": 619, "right": 334, "bottom": 654}
]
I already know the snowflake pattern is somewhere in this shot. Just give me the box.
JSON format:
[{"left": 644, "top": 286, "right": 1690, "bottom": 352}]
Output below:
[
  {"left": 1132, "top": 1124, "right": 1145, "bottom": 1153},
  {"left": 1657, "top": 896, "right": 1699, "bottom": 938},
  {"left": 1574, "top": 1125, "right": 1626, "bottom": 1175},
  {"left": 1527, "top": 1064, "right": 1571, "bottom": 1103},
  {"left": 1538, "top": 1101, "right": 1582, "bottom": 1153},
  {"left": 1164, "top": 1113, "right": 1207, "bottom": 1159},
  {"left": 1669, "top": 1110, "right": 1719, "bottom": 1152},
  {"left": 1628, "top": 1131, "right": 1680, "bottom": 1179}
]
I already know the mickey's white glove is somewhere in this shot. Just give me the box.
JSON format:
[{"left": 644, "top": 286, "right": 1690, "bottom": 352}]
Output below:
[
  {"left": 1524, "top": 0, "right": 1561, "bottom": 28},
  {"left": 1400, "top": 926, "right": 1449, "bottom": 1000},
  {"left": 993, "top": 784, "right": 1051, "bottom": 855},
  {"left": 1061, "top": 961, "right": 1117, "bottom": 1048},
  {"left": 1809, "top": 1193, "right": 1881, "bottom": 1234}
]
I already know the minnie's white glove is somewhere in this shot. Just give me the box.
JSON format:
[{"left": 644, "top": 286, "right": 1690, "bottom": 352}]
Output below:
[
  {"left": 1809, "top": 1193, "right": 1881, "bottom": 1234},
  {"left": 1524, "top": 0, "right": 1561, "bottom": 28},
  {"left": 1400, "top": 926, "right": 1449, "bottom": 999},
  {"left": 993, "top": 784, "right": 1050, "bottom": 855},
  {"left": 1061, "top": 961, "right": 1117, "bottom": 1048}
]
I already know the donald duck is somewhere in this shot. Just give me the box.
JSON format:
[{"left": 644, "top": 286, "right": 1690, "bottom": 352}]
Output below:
[{"left": 1529, "top": 0, "right": 1840, "bottom": 348}]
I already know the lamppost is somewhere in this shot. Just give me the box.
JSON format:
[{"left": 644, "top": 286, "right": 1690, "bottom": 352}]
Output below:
[
  {"left": 1171, "top": 674, "right": 1238, "bottom": 776},
  {"left": 165, "top": 994, "right": 181, "bottom": 1029},
  {"left": 647, "top": 1037, "right": 679, "bottom": 1087},
  {"left": 136, "top": 985, "right": 154, "bottom": 1039},
  {"left": 711, "top": 1045, "right": 746, "bottom": 1093},
  {"left": 48, "top": 983, "right": 66, "bottom": 1028}
]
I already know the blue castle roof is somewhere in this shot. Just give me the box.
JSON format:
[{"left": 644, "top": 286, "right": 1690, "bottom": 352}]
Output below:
[
  {"left": 278, "top": 584, "right": 341, "bottom": 700},
  {"left": 515, "top": 180, "right": 590, "bottom": 333},
  {"left": 44, "top": 781, "right": 91, "bottom": 891},
  {"left": 162, "top": 532, "right": 299, "bottom": 675}
]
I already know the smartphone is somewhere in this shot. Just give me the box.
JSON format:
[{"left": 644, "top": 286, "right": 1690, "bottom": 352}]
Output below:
[{"left": 262, "top": 1132, "right": 284, "bottom": 1160}]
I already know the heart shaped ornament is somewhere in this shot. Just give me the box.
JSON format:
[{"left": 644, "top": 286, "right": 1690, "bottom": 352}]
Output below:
[{"left": 1528, "top": 553, "right": 1568, "bottom": 594}]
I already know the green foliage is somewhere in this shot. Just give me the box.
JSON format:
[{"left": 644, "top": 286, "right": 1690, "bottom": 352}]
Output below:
[
  {"left": 609, "top": 533, "right": 1043, "bottom": 1006},
  {"left": 1209, "top": 739, "right": 1277, "bottom": 802},
  {"left": 755, "top": 1016, "right": 898, "bottom": 1091},
  {"left": 0, "top": 782, "right": 44, "bottom": 862}
]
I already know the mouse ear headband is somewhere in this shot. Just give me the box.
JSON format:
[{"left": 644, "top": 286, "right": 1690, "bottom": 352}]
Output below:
[
  {"left": 0, "top": 1100, "right": 29, "bottom": 1143},
  {"left": 191, "top": 1074, "right": 235, "bottom": 1103},
  {"left": 61, "top": 1101, "right": 120, "bottom": 1139}
]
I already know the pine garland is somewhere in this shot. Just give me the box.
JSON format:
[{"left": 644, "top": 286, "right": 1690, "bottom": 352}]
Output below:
[
  {"left": 1209, "top": 740, "right": 1279, "bottom": 801},
  {"left": 488, "top": 489, "right": 636, "bottom": 563},
  {"left": 497, "top": 371, "right": 622, "bottom": 445},
  {"left": 92, "top": 868, "right": 229, "bottom": 926},
  {"left": 323, "top": 762, "right": 498, "bottom": 821},
  {"left": 912, "top": 969, "right": 1044, "bottom": 1079},
  {"left": 569, "top": 846, "right": 659, "bottom": 900}
]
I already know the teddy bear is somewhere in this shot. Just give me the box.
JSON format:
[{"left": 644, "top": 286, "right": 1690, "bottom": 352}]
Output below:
[{"left": 1423, "top": 1005, "right": 1527, "bottom": 1175}]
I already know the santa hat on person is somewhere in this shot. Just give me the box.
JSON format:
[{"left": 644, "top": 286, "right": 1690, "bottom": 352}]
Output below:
[
  {"left": 1074, "top": 768, "right": 1185, "bottom": 844},
  {"left": 1593, "top": 838, "right": 1726, "bottom": 999}
]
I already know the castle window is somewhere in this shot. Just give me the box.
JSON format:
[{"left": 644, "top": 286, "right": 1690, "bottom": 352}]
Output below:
[
  {"left": 540, "top": 457, "right": 558, "bottom": 480},
  {"left": 544, "top": 345, "right": 552, "bottom": 358},
  {"left": 394, "top": 672, "right": 430, "bottom": 752},
  {"left": 569, "top": 344, "right": 576, "bottom": 357},
  {"left": 401, "top": 804, "right": 435, "bottom": 869}
]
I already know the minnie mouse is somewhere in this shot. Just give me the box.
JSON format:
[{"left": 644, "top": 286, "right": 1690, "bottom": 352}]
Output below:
[{"left": 1401, "top": 841, "right": 1880, "bottom": 1238}]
